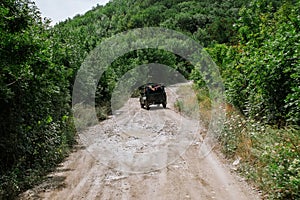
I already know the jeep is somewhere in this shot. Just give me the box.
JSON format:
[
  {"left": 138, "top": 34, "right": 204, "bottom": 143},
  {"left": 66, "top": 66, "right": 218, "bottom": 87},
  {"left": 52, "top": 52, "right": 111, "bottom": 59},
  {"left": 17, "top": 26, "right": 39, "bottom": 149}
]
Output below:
[{"left": 138, "top": 83, "right": 167, "bottom": 110}]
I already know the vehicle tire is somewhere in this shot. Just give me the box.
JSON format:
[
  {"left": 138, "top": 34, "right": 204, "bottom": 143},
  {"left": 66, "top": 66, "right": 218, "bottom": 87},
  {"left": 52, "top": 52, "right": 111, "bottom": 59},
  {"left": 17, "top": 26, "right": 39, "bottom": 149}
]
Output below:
[
  {"left": 162, "top": 103, "right": 166, "bottom": 108},
  {"left": 146, "top": 104, "right": 150, "bottom": 110},
  {"left": 141, "top": 103, "right": 144, "bottom": 108}
]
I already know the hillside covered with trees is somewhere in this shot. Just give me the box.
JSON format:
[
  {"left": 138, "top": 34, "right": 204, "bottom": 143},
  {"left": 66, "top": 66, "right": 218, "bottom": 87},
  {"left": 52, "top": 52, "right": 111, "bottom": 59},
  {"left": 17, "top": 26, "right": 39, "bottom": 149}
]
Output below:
[{"left": 0, "top": 0, "right": 299, "bottom": 199}]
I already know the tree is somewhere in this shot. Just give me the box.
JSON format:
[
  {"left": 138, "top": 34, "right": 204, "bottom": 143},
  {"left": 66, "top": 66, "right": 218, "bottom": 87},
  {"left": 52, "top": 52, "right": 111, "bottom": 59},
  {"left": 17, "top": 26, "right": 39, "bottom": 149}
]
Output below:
[{"left": 0, "top": 0, "right": 75, "bottom": 197}]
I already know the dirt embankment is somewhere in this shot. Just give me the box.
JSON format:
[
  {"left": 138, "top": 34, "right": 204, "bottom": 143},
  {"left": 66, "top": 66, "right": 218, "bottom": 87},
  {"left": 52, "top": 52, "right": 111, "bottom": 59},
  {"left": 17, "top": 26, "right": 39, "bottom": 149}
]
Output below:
[{"left": 20, "top": 84, "right": 261, "bottom": 200}]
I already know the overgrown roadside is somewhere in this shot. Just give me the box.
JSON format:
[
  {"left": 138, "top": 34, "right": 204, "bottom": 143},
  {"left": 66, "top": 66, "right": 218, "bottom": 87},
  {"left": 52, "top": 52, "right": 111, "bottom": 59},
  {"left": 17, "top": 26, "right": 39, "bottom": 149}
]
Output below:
[
  {"left": 219, "top": 108, "right": 300, "bottom": 199},
  {"left": 203, "top": 1, "right": 300, "bottom": 198}
]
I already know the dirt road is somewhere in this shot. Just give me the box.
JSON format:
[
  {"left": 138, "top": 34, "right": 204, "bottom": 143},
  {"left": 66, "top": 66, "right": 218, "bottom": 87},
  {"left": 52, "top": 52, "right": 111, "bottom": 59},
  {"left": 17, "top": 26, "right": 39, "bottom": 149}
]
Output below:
[{"left": 20, "top": 84, "right": 261, "bottom": 200}]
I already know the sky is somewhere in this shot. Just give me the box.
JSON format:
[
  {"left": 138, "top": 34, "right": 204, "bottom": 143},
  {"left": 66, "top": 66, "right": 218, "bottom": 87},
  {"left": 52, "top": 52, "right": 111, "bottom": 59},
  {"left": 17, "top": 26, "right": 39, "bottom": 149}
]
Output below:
[{"left": 34, "top": 0, "right": 110, "bottom": 25}]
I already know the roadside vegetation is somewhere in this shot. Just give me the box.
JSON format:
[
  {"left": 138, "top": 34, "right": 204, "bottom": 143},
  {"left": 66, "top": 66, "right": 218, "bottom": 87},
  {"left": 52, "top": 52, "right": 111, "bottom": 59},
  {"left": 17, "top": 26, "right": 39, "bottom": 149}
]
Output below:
[
  {"left": 210, "top": 1, "right": 300, "bottom": 198},
  {"left": 0, "top": 0, "right": 299, "bottom": 199},
  {"left": 0, "top": 0, "right": 76, "bottom": 198}
]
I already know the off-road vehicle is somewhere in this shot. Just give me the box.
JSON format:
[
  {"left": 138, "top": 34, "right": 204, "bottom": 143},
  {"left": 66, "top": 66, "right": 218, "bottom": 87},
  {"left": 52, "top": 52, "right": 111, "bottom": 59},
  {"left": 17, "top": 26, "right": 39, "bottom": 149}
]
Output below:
[{"left": 138, "top": 83, "right": 167, "bottom": 110}]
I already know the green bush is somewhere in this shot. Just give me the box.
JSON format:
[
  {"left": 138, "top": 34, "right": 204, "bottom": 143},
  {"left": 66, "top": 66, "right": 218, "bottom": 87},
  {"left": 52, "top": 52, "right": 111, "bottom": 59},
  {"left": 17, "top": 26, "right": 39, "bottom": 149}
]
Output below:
[
  {"left": 0, "top": 0, "right": 76, "bottom": 198},
  {"left": 211, "top": 1, "right": 300, "bottom": 125}
]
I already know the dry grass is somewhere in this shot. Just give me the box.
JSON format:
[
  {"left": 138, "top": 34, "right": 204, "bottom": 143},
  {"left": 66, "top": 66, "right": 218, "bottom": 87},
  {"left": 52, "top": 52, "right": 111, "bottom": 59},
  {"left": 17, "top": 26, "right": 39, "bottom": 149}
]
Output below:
[
  {"left": 174, "top": 84, "right": 213, "bottom": 131},
  {"left": 174, "top": 84, "right": 201, "bottom": 120}
]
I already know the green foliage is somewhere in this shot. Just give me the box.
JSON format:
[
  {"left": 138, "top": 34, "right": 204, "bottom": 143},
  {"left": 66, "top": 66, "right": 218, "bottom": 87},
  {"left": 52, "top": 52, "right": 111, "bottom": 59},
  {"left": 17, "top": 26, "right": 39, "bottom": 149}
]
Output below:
[
  {"left": 211, "top": 0, "right": 300, "bottom": 125},
  {"left": 51, "top": 0, "right": 246, "bottom": 68},
  {"left": 210, "top": 1, "right": 300, "bottom": 199},
  {"left": 0, "top": 0, "right": 75, "bottom": 198},
  {"left": 257, "top": 128, "right": 300, "bottom": 199}
]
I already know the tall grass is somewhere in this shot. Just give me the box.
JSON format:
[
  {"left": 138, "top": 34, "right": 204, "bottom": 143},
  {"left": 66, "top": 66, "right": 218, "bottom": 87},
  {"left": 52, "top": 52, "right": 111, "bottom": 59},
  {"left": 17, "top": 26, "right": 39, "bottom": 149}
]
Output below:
[
  {"left": 174, "top": 85, "right": 211, "bottom": 124},
  {"left": 220, "top": 107, "right": 300, "bottom": 199}
]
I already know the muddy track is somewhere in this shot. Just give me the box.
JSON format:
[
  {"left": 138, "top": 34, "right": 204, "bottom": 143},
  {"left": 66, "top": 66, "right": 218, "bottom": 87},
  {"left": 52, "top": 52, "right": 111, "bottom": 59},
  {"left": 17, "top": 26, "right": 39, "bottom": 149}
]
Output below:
[{"left": 20, "top": 84, "right": 261, "bottom": 200}]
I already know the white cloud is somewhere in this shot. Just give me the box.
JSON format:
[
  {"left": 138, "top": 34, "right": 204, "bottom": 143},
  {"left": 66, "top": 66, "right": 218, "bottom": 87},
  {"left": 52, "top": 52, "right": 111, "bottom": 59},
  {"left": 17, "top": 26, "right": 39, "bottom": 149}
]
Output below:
[{"left": 34, "top": 0, "right": 110, "bottom": 25}]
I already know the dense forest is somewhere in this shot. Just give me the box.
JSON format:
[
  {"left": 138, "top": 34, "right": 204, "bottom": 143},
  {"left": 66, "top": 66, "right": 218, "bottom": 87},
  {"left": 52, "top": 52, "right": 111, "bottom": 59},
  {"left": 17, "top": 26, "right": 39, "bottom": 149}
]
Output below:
[{"left": 0, "top": 0, "right": 299, "bottom": 199}]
